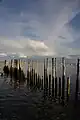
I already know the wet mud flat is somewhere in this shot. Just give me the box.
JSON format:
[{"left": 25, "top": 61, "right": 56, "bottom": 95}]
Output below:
[{"left": 0, "top": 77, "right": 80, "bottom": 120}]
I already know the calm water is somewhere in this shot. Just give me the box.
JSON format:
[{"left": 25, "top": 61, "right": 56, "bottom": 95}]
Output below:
[{"left": 0, "top": 76, "right": 80, "bottom": 120}]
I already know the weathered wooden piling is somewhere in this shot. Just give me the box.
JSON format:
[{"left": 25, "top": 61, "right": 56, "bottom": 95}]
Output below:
[
  {"left": 30, "top": 60, "right": 32, "bottom": 87},
  {"left": 43, "top": 58, "right": 47, "bottom": 99},
  {"left": 61, "top": 57, "right": 65, "bottom": 105},
  {"left": 3, "top": 60, "right": 7, "bottom": 77},
  {"left": 11, "top": 59, "right": 12, "bottom": 66},
  {"left": 33, "top": 69, "right": 35, "bottom": 85},
  {"left": 29, "top": 69, "right": 31, "bottom": 87},
  {"left": 14, "top": 59, "right": 18, "bottom": 81},
  {"left": 39, "top": 77, "right": 41, "bottom": 90},
  {"left": 44, "top": 58, "right": 48, "bottom": 96},
  {"left": 41, "top": 76, "right": 43, "bottom": 90},
  {"left": 32, "top": 60, "right": 34, "bottom": 86},
  {"left": 46, "top": 58, "right": 48, "bottom": 93},
  {"left": 52, "top": 77, "right": 54, "bottom": 97},
  {"left": 44, "top": 59, "right": 46, "bottom": 89},
  {"left": 54, "top": 58, "right": 57, "bottom": 78},
  {"left": 35, "top": 73, "right": 37, "bottom": 86},
  {"left": 29, "top": 60, "right": 31, "bottom": 85},
  {"left": 27, "top": 59, "right": 30, "bottom": 85},
  {"left": 54, "top": 58, "right": 57, "bottom": 99},
  {"left": 4, "top": 60, "right": 6, "bottom": 65},
  {"left": 37, "top": 75, "right": 39, "bottom": 89},
  {"left": 66, "top": 77, "right": 70, "bottom": 102},
  {"left": 52, "top": 58, "right": 54, "bottom": 97},
  {"left": 32, "top": 68, "right": 34, "bottom": 86},
  {"left": 46, "top": 74, "right": 48, "bottom": 97},
  {"left": 49, "top": 74, "right": 51, "bottom": 96},
  {"left": 10, "top": 59, "right": 13, "bottom": 78},
  {"left": 37, "top": 74, "right": 39, "bottom": 84},
  {"left": 27, "top": 70, "right": 29, "bottom": 86},
  {"left": 19, "top": 59, "right": 21, "bottom": 83},
  {"left": 75, "top": 58, "right": 79, "bottom": 105},
  {"left": 27, "top": 66, "right": 29, "bottom": 84},
  {"left": 59, "top": 77, "right": 61, "bottom": 102},
  {"left": 55, "top": 77, "right": 57, "bottom": 99}
]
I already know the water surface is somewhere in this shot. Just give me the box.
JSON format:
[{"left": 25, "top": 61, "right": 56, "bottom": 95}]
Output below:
[{"left": 0, "top": 75, "right": 80, "bottom": 120}]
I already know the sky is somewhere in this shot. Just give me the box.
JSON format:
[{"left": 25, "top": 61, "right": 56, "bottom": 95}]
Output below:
[{"left": 0, "top": 0, "right": 80, "bottom": 58}]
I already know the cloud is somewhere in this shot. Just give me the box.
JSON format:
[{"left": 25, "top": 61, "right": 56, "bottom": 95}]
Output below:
[
  {"left": 0, "top": 37, "right": 56, "bottom": 58},
  {"left": 0, "top": 0, "right": 80, "bottom": 58}
]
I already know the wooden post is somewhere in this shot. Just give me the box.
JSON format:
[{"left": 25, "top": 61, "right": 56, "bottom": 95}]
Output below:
[
  {"left": 41, "top": 76, "right": 43, "bottom": 90},
  {"left": 46, "top": 58, "right": 48, "bottom": 94},
  {"left": 19, "top": 59, "right": 21, "bottom": 83},
  {"left": 52, "top": 58, "right": 54, "bottom": 97},
  {"left": 9, "top": 59, "right": 13, "bottom": 84},
  {"left": 11, "top": 59, "right": 12, "bottom": 66},
  {"left": 4, "top": 60, "right": 6, "bottom": 66},
  {"left": 34, "top": 69, "right": 35, "bottom": 85},
  {"left": 54, "top": 58, "right": 57, "bottom": 99},
  {"left": 55, "top": 77, "right": 57, "bottom": 99},
  {"left": 52, "top": 77, "right": 54, "bottom": 97},
  {"left": 66, "top": 77, "right": 70, "bottom": 102},
  {"left": 59, "top": 77, "right": 61, "bottom": 103},
  {"left": 75, "top": 58, "right": 79, "bottom": 105},
  {"left": 10, "top": 59, "right": 13, "bottom": 77},
  {"left": 27, "top": 59, "right": 29, "bottom": 86},
  {"left": 36, "top": 73, "right": 37, "bottom": 86},
  {"left": 44, "top": 59, "right": 46, "bottom": 89},
  {"left": 14, "top": 59, "right": 18, "bottom": 82},
  {"left": 28, "top": 59, "right": 30, "bottom": 87},
  {"left": 37, "top": 74, "right": 40, "bottom": 89},
  {"left": 54, "top": 58, "right": 57, "bottom": 79},
  {"left": 61, "top": 57, "right": 65, "bottom": 105},
  {"left": 49, "top": 74, "right": 51, "bottom": 96},
  {"left": 32, "top": 60, "right": 34, "bottom": 86},
  {"left": 44, "top": 58, "right": 46, "bottom": 99}
]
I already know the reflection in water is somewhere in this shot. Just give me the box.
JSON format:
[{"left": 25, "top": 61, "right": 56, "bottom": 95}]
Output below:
[
  {"left": 9, "top": 78, "right": 12, "bottom": 86},
  {"left": 0, "top": 75, "right": 80, "bottom": 120}
]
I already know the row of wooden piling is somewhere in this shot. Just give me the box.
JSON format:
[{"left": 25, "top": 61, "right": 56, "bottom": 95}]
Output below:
[
  {"left": 75, "top": 58, "right": 80, "bottom": 106},
  {"left": 3, "top": 58, "right": 80, "bottom": 105},
  {"left": 26, "top": 57, "right": 79, "bottom": 105},
  {"left": 3, "top": 59, "right": 25, "bottom": 81}
]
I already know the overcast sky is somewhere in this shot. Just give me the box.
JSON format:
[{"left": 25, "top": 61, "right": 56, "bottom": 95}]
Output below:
[{"left": 0, "top": 0, "right": 80, "bottom": 58}]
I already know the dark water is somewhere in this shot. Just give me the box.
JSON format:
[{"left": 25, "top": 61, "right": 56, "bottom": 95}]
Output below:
[{"left": 0, "top": 77, "right": 80, "bottom": 120}]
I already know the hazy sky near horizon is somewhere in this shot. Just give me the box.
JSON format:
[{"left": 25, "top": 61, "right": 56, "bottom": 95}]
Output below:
[{"left": 0, "top": 0, "right": 80, "bottom": 58}]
